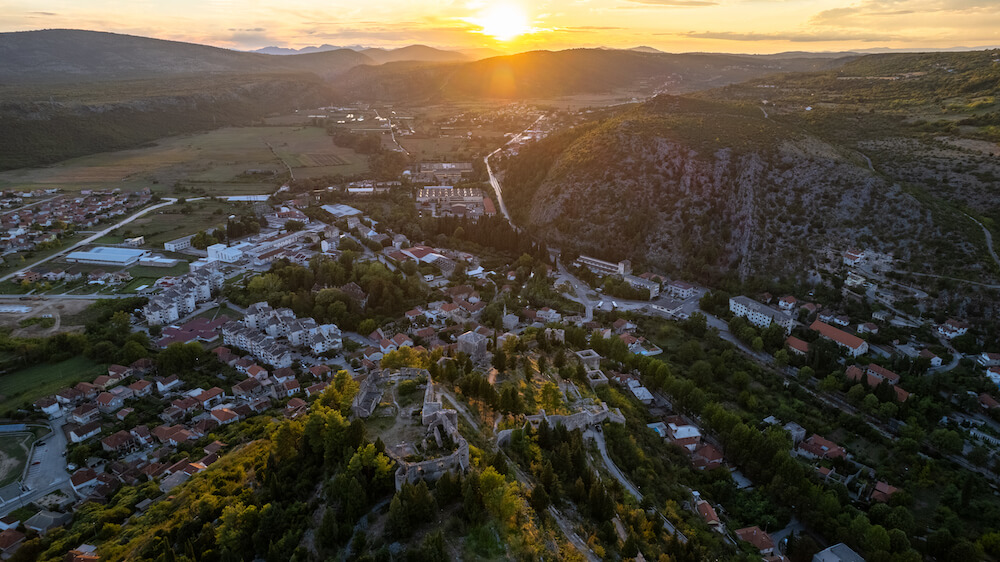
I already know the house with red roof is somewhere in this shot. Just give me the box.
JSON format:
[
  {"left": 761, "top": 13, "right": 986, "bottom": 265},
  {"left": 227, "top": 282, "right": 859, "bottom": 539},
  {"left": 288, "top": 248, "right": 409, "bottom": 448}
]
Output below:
[
  {"left": 785, "top": 336, "right": 809, "bottom": 356},
  {"left": 306, "top": 381, "right": 328, "bottom": 397},
  {"left": 870, "top": 481, "right": 899, "bottom": 503},
  {"left": 866, "top": 363, "right": 900, "bottom": 385},
  {"left": 938, "top": 318, "right": 969, "bottom": 340},
  {"left": 691, "top": 443, "right": 725, "bottom": 470},
  {"left": 810, "top": 320, "right": 868, "bottom": 357},
  {"left": 96, "top": 392, "right": 124, "bottom": 414},
  {"left": 309, "top": 365, "right": 331, "bottom": 379},
  {"left": 735, "top": 526, "right": 775, "bottom": 556},
  {"left": 210, "top": 408, "right": 239, "bottom": 425},
  {"left": 695, "top": 498, "right": 723, "bottom": 532},
  {"left": 797, "top": 435, "right": 847, "bottom": 460},
  {"left": 980, "top": 393, "right": 1000, "bottom": 410}
]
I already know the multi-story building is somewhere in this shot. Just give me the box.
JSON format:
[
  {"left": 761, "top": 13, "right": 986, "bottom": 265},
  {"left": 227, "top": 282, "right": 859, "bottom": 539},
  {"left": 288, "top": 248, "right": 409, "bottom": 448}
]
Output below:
[
  {"left": 142, "top": 268, "right": 223, "bottom": 325},
  {"left": 225, "top": 302, "right": 341, "bottom": 364},
  {"left": 575, "top": 255, "right": 632, "bottom": 277},
  {"left": 729, "top": 296, "right": 796, "bottom": 333},
  {"left": 623, "top": 274, "right": 660, "bottom": 297}
]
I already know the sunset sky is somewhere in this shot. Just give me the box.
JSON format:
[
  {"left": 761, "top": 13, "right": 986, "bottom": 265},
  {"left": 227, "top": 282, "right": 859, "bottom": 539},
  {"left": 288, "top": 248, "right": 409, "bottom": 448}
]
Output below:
[{"left": 1, "top": 0, "right": 998, "bottom": 55}]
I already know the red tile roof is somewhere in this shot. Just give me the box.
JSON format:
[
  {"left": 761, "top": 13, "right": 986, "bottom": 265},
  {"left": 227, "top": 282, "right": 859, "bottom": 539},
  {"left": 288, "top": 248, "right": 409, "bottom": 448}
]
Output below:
[{"left": 810, "top": 320, "right": 866, "bottom": 350}]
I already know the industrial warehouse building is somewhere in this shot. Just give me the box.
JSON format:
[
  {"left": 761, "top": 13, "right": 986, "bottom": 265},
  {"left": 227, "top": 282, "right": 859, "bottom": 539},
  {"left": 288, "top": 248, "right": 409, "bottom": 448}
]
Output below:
[{"left": 65, "top": 246, "right": 150, "bottom": 266}]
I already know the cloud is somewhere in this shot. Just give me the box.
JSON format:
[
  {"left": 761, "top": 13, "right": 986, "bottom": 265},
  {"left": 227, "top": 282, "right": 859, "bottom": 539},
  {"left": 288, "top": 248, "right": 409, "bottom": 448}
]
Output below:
[
  {"left": 675, "top": 30, "right": 904, "bottom": 42},
  {"left": 812, "top": 0, "right": 999, "bottom": 26},
  {"left": 228, "top": 27, "right": 266, "bottom": 32},
  {"left": 553, "top": 25, "right": 626, "bottom": 33},
  {"left": 623, "top": 0, "right": 719, "bottom": 6},
  {"left": 26, "top": 11, "right": 57, "bottom": 16}
]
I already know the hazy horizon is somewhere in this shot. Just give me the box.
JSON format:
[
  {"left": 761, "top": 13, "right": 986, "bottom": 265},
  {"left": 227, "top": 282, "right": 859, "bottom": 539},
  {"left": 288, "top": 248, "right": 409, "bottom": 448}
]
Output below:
[{"left": 2, "top": 0, "right": 999, "bottom": 56}]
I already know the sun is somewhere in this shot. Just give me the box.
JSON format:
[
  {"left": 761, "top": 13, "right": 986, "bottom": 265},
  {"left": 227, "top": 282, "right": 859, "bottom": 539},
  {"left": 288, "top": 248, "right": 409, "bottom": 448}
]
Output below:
[{"left": 475, "top": 3, "right": 532, "bottom": 42}]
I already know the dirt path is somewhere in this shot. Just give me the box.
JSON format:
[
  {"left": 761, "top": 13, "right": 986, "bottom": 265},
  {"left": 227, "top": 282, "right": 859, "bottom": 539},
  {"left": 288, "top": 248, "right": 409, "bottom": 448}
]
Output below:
[{"left": 966, "top": 213, "right": 1000, "bottom": 271}]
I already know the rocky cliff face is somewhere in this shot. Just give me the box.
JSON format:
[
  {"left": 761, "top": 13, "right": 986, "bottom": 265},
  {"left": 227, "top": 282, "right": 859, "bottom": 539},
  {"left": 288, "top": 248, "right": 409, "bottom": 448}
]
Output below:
[{"left": 503, "top": 97, "right": 960, "bottom": 283}]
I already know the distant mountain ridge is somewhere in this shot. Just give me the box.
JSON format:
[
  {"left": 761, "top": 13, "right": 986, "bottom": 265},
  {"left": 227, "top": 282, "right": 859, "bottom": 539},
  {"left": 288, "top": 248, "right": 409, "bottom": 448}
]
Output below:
[
  {"left": 337, "top": 48, "right": 855, "bottom": 101},
  {"left": 253, "top": 43, "right": 469, "bottom": 63},
  {"left": 0, "top": 29, "right": 373, "bottom": 83}
]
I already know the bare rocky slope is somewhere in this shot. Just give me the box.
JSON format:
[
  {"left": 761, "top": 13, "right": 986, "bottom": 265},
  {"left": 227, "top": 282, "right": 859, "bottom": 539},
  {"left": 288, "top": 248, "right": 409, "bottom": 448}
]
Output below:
[{"left": 500, "top": 96, "right": 979, "bottom": 284}]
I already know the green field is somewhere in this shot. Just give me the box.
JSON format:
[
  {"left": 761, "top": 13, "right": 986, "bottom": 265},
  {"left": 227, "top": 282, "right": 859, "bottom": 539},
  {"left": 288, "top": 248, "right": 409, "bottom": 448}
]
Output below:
[
  {"left": 0, "top": 356, "right": 105, "bottom": 414},
  {"left": 194, "top": 306, "right": 243, "bottom": 322},
  {"left": 0, "top": 125, "right": 368, "bottom": 195},
  {"left": 267, "top": 127, "right": 370, "bottom": 178},
  {"left": 0, "top": 432, "right": 37, "bottom": 488},
  {"left": 113, "top": 198, "right": 254, "bottom": 247}
]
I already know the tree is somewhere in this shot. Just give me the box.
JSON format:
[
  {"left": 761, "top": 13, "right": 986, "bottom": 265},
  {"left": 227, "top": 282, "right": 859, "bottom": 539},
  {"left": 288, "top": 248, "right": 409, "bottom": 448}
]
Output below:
[
  {"left": 529, "top": 485, "right": 550, "bottom": 513},
  {"left": 929, "top": 428, "right": 964, "bottom": 455},
  {"left": 684, "top": 312, "right": 707, "bottom": 337},
  {"left": 492, "top": 348, "right": 507, "bottom": 373},
  {"left": 819, "top": 374, "right": 842, "bottom": 392},
  {"left": 847, "top": 384, "right": 867, "bottom": 403},
  {"left": 357, "top": 318, "right": 377, "bottom": 337},
  {"left": 774, "top": 349, "right": 790, "bottom": 368}
]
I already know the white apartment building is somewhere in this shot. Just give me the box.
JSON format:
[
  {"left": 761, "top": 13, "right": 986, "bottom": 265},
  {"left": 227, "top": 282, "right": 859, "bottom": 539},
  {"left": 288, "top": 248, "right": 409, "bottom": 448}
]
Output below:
[
  {"left": 575, "top": 255, "right": 632, "bottom": 277},
  {"left": 143, "top": 268, "right": 223, "bottom": 325},
  {"left": 729, "top": 296, "right": 796, "bottom": 333}
]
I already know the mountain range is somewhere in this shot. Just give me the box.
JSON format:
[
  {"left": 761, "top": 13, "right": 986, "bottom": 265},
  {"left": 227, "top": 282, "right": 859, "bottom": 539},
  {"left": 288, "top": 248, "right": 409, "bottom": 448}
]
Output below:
[{"left": 253, "top": 43, "right": 471, "bottom": 64}]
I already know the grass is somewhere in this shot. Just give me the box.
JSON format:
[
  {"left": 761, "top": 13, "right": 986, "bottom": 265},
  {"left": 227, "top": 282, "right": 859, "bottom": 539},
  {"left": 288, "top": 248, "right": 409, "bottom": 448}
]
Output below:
[
  {"left": 267, "top": 126, "right": 370, "bottom": 178},
  {"left": 0, "top": 433, "right": 36, "bottom": 488},
  {"left": 127, "top": 263, "right": 191, "bottom": 279},
  {"left": 193, "top": 307, "right": 243, "bottom": 322},
  {"left": 0, "top": 356, "right": 105, "bottom": 414},
  {"left": 0, "top": 125, "right": 368, "bottom": 195},
  {"left": 121, "top": 277, "right": 158, "bottom": 293},
  {"left": 115, "top": 199, "right": 254, "bottom": 248}
]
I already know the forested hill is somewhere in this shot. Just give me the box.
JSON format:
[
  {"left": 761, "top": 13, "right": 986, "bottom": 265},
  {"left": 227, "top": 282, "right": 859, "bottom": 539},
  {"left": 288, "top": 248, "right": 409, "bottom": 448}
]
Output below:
[
  {"left": 0, "top": 29, "right": 374, "bottom": 83},
  {"left": 336, "top": 48, "right": 856, "bottom": 101},
  {"left": 0, "top": 74, "right": 335, "bottom": 170}
]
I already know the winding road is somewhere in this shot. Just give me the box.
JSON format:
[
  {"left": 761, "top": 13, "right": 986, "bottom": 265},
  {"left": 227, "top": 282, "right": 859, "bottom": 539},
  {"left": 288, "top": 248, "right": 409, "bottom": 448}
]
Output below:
[
  {"left": 484, "top": 115, "right": 545, "bottom": 232},
  {"left": 965, "top": 213, "right": 1000, "bottom": 271},
  {"left": 587, "top": 429, "right": 689, "bottom": 544},
  {"left": 0, "top": 198, "right": 178, "bottom": 283}
]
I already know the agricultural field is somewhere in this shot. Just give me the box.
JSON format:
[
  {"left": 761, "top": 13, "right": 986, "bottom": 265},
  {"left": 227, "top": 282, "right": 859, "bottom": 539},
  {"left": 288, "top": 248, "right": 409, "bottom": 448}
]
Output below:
[
  {"left": 266, "top": 126, "right": 370, "bottom": 178},
  {"left": 0, "top": 356, "right": 105, "bottom": 414},
  {"left": 0, "top": 126, "right": 369, "bottom": 195}
]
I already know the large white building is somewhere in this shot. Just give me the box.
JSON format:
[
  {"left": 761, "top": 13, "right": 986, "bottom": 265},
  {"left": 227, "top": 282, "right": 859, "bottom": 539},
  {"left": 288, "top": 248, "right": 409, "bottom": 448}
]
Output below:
[
  {"left": 623, "top": 274, "right": 660, "bottom": 297},
  {"left": 164, "top": 235, "right": 194, "bottom": 252},
  {"left": 143, "top": 268, "right": 223, "bottom": 325},
  {"left": 231, "top": 302, "right": 342, "bottom": 362},
  {"left": 729, "top": 296, "right": 796, "bottom": 333},
  {"left": 575, "top": 255, "right": 632, "bottom": 277},
  {"left": 207, "top": 244, "right": 244, "bottom": 263},
  {"left": 65, "top": 246, "right": 149, "bottom": 266},
  {"left": 220, "top": 323, "right": 293, "bottom": 368}
]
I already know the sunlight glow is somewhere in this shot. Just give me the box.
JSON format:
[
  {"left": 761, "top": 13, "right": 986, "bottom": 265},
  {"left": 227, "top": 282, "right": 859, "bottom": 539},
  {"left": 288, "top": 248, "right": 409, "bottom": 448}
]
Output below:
[{"left": 473, "top": 3, "right": 532, "bottom": 42}]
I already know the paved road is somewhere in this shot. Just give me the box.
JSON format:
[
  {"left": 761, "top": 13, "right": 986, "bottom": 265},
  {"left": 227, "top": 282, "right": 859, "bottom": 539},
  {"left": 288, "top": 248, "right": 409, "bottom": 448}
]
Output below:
[
  {"left": 0, "top": 198, "right": 178, "bottom": 284},
  {"left": 484, "top": 115, "right": 545, "bottom": 231},
  {"left": 587, "top": 429, "right": 688, "bottom": 544},
  {"left": 0, "top": 294, "right": 125, "bottom": 300},
  {"left": 0, "top": 420, "right": 70, "bottom": 516},
  {"left": 373, "top": 110, "right": 409, "bottom": 156}
]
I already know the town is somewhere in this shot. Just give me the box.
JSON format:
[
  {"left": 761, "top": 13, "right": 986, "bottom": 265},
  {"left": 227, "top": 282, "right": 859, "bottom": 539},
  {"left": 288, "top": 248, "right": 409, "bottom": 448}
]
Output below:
[{"left": 0, "top": 98, "right": 996, "bottom": 562}]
